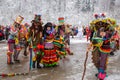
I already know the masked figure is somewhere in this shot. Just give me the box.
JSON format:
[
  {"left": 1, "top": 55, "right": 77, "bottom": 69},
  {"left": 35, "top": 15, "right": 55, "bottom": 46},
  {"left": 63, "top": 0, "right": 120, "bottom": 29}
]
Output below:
[
  {"left": 90, "top": 13, "right": 116, "bottom": 80},
  {"left": 7, "top": 15, "right": 24, "bottom": 64},
  {"left": 28, "top": 14, "right": 43, "bottom": 68}
]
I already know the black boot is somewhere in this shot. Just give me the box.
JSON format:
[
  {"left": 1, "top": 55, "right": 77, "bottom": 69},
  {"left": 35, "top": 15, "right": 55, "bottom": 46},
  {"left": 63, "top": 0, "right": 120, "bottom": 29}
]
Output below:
[
  {"left": 36, "top": 54, "right": 41, "bottom": 69},
  {"left": 110, "top": 52, "right": 114, "bottom": 56},
  {"left": 95, "top": 73, "right": 98, "bottom": 77},
  {"left": 23, "top": 45, "right": 28, "bottom": 56},
  {"left": 37, "top": 62, "right": 41, "bottom": 69},
  {"left": 32, "top": 61, "right": 36, "bottom": 68},
  {"left": 24, "top": 50, "right": 27, "bottom": 56}
]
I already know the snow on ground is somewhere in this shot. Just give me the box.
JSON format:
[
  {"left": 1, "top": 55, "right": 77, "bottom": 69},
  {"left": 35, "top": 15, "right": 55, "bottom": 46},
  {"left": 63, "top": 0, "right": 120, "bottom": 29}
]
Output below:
[
  {"left": 0, "top": 37, "right": 120, "bottom": 80},
  {"left": 0, "top": 46, "right": 7, "bottom": 50},
  {"left": 70, "top": 36, "right": 90, "bottom": 44},
  {"left": 70, "top": 36, "right": 120, "bottom": 80},
  {"left": 106, "top": 51, "right": 120, "bottom": 80}
]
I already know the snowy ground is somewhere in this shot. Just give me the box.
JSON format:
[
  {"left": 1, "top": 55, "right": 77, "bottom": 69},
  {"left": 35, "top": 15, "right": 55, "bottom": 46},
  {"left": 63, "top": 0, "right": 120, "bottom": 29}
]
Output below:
[
  {"left": 70, "top": 36, "right": 120, "bottom": 80},
  {"left": 0, "top": 37, "right": 120, "bottom": 80},
  {"left": 70, "top": 36, "right": 90, "bottom": 44}
]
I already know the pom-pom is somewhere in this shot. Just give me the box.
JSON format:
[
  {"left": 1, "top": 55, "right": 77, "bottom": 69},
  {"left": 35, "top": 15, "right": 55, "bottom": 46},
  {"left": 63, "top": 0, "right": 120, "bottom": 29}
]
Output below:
[
  {"left": 33, "top": 48, "right": 37, "bottom": 52},
  {"left": 94, "top": 14, "right": 98, "bottom": 19},
  {"left": 101, "top": 13, "right": 106, "bottom": 17},
  {"left": 41, "top": 45, "right": 44, "bottom": 49},
  {"left": 37, "top": 44, "right": 41, "bottom": 49},
  {"left": 37, "top": 44, "right": 44, "bottom": 49}
]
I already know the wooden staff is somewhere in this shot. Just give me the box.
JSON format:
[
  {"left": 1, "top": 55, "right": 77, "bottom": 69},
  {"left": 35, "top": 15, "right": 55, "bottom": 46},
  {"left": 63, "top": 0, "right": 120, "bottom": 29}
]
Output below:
[
  {"left": 81, "top": 51, "right": 89, "bottom": 80},
  {"left": 82, "top": 43, "right": 92, "bottom": 80}
]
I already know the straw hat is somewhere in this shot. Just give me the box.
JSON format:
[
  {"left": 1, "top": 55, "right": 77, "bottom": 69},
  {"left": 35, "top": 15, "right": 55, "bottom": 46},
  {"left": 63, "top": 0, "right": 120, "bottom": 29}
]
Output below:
[{"left": 14, "top": 15, "right": 24, "bottom": 24}]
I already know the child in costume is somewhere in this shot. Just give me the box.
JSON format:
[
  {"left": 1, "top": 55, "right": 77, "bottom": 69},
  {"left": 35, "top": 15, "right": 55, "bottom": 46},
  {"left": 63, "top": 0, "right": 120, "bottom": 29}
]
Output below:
[
  {"left": 57, "top": 24, "right": 73, "bottom": 55},
  {"left": 42, "top": 22, "right": 59, "bottom": 67},
  {"left": 58, "top": 17, "right": 73, "bottom": 55},
  {"left": 7, "top": 25, "right": 16, "bottom": 64},
  {"left": 15, "top": 22, "right": 29, "bottom": 57},
  {"left": 28, "top": 14, "right": 43, "bottom": 68},
  {"left": 90, "top": 13, "right": 116, "bottom": 80},
  {"left": 7, "top": 15, "right": 24, "bottom": 64},
  {"left": 14, "top": 16, "right": 26, "bottom": 63},
  {"left": 20, "top": 23, "right": 30, "bottom": 56}
]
